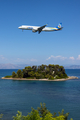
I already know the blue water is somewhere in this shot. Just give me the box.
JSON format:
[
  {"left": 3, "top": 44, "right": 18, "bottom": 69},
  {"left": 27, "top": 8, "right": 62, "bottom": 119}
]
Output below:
[{"left": 0, "top": 69, "right": 80, "bottom": 120}]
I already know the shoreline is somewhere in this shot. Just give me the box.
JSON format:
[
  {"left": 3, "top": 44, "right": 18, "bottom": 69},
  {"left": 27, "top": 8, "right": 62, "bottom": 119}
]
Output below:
[{"left": 1, "top": 76, "right": 78, "bottom": 81}]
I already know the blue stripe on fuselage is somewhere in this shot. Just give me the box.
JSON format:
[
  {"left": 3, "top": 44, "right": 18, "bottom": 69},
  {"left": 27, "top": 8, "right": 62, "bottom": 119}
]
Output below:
[
  {"left": 49, "top": 27, "right": 58, "bottom": 31},
  {"left": 27, "top": 27, "right": 33, "bottom": 29}
]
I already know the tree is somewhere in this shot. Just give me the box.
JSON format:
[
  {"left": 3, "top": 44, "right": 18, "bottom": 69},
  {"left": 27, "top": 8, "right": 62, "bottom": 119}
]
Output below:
[
  {"left": 37, "top": 103, "right": 50, "bottom": 118},
  {"left": 22, "top": 69, "right": 28, "bottom": 78},
  {"left": 34, "top": 72, "right": 41, "bottom": 79},
  {"left": 11, "top": 64, "right": 67, "bottom": 79},
  {"left": 12, "top": 71, "right": 17, "bottom": 78},
  {"left": 28, "top": 71, "right": 35, "bottom": 77},
  {"left": 22, "top": 66, "right": 33, "bottom": 78},
  {"left": 25, "top": 66, "right": 32, "bottom": 72},
  {"left": 17, "top": 69, "right": 23, "bottom": 78},
  {"left": 32, "top": 66, "right": 37, "bottom": 72},
  {"left": 45, "top": 67, "right": 50, "bottom": 75}
]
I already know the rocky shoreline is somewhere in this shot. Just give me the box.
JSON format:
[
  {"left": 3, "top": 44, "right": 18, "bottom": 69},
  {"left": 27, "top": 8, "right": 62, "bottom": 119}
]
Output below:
[{"left": 1, "top": 76, "right": 78, "bottom": 81}]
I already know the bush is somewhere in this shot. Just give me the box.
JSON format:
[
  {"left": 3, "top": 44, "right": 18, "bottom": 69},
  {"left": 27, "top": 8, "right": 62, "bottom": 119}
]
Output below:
[
  {"left": 0, "top": 113, "right": 3, "bottom": 120},
  {"left": 45, "top": 74, "right": 49, "bottom": 79},
  {"left": 49, "top": 75, "right": 54, "bottom": 80},
  {"left": 5, "top": 75, "right": 12, "bottom": 78},
  {"left": 37, "top": 103, "right": 50, "bottom": 118},
  {"left": 1, "top": 103, "right": 73, "bottom": 120},
  {"left": 55, "top": 75, "right": 61, "bottom": 79},
  {"left": 13, "top": 109, "right": 42, "bottom": 120},
  {"left": 60, "top": 74, "right": 64, "bottom": 78},
  {"left": 63, "top": 73, "right": 68, "bottom": 78},
  {"left": 34, "top": 72, "right": 41, "bottom": 79}
]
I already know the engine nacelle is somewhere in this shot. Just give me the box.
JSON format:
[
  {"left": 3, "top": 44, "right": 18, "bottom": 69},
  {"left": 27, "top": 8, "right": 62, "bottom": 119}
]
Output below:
[{"left": 32, "top": 29, "right": 37, "bottom": 33}]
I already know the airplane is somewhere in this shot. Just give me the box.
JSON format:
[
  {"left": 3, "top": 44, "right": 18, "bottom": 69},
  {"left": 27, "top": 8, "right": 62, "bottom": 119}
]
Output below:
[{"left": 18, "top": 23, "right": 63, "bottom": 34}]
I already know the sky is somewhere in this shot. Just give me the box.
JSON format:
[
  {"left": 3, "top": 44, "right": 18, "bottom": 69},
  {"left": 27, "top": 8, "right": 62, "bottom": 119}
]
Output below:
[{"left": 0, "top": 0, "right": 80, "bottom": 66}]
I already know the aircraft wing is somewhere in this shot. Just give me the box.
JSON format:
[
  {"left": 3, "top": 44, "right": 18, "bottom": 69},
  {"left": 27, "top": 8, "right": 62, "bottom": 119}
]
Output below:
[{"left": 37, "top": 24, "right": 47, "bottom": 33}]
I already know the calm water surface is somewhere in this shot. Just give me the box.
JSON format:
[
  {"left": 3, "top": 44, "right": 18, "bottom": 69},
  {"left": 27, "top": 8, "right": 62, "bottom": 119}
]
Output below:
[{"left": 0, "top": 69, "right": 80, "bottom": 120}]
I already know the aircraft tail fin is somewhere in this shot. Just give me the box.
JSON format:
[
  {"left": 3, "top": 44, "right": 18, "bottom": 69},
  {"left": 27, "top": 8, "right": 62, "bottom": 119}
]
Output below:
[{"left": 58, "top": 23, "right": 62, "bottom": 28}]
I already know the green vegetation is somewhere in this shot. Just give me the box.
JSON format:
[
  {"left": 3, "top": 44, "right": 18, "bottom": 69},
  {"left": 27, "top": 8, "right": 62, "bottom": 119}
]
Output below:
[
  {"left": 5, "top": 75, "right": 12, "bottom": 78},
  {"left": 0, "top": 113, "right": 3, "bottom": 120},
  {"left": 12, "top": 71, "right": 17, "bottom": 78},
  {"left": 12, "top": 103, "right": 73, "bottom": 120},
  {"left": 11, "top": 64, "right": 68, "bottom": 80},
  {"left": 17, "top": 69, "right": 23, "bottom": 78},
  {"left": 0, "top": 103, "right": 73, "bottom": 120}
]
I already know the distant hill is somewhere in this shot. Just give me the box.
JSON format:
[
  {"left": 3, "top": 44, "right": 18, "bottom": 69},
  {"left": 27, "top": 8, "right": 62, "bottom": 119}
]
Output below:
[
  {"left": 0, "top": 64, "right": 80, "bottom": 69},
  {"left": 0, "top": 64, "right": 29, "bottom": 69},
  {"left": 64, "top": 65, "right": 80, "bottom": 69}
]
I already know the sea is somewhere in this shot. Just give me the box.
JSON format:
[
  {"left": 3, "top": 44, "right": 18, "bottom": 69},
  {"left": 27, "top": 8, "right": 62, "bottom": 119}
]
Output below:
[{"left": 0, "top": 69, "right": 80, "bottom": 120}]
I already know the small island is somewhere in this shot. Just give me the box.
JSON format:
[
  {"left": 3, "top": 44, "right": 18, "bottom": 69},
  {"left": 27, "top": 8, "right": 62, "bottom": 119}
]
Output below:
[{"left": 2, "top": 64, "right": 78, "bottom": 81}]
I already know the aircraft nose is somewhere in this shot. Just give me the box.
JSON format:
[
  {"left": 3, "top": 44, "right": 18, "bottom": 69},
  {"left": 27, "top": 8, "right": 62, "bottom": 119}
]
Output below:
[{"left": 18, "top": 26, "right": 22, "bottom": 29}]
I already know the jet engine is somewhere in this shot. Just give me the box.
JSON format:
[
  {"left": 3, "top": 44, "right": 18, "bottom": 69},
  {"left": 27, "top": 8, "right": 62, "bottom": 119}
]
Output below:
[{"left": 32, "top": 29, "right": 37, "bottom": 33}]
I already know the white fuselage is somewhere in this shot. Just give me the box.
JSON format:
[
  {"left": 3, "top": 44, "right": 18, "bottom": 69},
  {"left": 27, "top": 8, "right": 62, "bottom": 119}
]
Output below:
[
  {"left": 18, "top": 23, "right": 63, "bottom": 33},
  {"left": 18, "top": 25, "right": 59, "bottom": 32}
]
